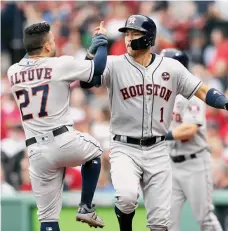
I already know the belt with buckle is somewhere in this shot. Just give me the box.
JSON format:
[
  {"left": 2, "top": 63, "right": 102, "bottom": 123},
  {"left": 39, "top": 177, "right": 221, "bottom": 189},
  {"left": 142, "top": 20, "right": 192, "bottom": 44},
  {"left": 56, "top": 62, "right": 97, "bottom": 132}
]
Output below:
[
  {"left": 113, "top": 135, "right": 165, "bottom": 146},
  {"left": 25, "top": 125, "right": 70, "bottom": 147},
  {"left": 171, "top": 154, "right": 197, "bottom": 163}
]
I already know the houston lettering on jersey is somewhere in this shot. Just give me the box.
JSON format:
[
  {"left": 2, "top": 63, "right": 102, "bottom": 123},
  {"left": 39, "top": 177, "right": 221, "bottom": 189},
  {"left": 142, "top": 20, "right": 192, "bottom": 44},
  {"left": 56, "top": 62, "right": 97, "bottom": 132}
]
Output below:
[
  {"left": 10, "top": 68, "right": 52, "bottom": 86},
  {"left": 120, "top": 84, "right": 172, "bottom": 101}
]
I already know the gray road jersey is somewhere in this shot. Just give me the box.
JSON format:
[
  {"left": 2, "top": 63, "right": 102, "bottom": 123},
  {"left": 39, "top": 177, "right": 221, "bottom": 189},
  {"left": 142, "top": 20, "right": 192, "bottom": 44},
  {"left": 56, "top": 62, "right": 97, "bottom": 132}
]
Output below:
[
  {"left": 7, "top": 56, "right": 94, "bottom": 139},
  {"left": 102, "top": 54, "right": 202, "bottom": 138},
  {"left": 169, "top": 95, "right": 208, "bottom": 156}
]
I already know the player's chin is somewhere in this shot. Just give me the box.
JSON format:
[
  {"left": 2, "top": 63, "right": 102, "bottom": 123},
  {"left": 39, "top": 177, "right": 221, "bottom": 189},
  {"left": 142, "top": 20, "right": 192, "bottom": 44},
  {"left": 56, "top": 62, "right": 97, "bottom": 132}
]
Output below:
[
  {"left": 127, "top": 47, "right": 134, "bottom": 56},
  {"left": 128, "top": 50, "right": 138, "bottom": 57}
]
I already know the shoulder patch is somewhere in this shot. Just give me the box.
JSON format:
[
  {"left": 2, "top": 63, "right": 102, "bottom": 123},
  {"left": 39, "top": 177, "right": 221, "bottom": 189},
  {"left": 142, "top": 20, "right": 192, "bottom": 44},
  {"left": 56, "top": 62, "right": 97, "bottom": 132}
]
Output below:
[{"left": 161, "top": 72, "right": 170, "bottom": 81}]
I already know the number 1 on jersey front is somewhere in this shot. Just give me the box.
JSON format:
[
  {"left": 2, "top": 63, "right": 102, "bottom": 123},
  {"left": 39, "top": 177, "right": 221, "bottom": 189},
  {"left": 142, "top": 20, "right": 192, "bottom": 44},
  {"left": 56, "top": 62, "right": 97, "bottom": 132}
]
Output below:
[{"left": 160, "top": 107, "right": 164, "bottom": 123}]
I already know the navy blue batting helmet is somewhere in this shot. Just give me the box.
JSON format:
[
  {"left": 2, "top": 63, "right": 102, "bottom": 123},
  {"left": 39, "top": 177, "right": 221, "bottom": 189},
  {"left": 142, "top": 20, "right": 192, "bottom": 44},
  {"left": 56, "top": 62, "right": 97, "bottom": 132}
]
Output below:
[
  {"left": 118, "top": 14, "right": 157, "bottom": 50},
  {"left": 160, "top": 48, "right": 189, "bottom": 68}
]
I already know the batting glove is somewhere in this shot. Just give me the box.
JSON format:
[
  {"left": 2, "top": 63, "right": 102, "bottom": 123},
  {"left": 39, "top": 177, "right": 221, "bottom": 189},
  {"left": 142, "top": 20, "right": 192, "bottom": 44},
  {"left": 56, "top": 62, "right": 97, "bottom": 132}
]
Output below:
[{"left": 87, "top": 34, "right": 108, "bottom": 57}]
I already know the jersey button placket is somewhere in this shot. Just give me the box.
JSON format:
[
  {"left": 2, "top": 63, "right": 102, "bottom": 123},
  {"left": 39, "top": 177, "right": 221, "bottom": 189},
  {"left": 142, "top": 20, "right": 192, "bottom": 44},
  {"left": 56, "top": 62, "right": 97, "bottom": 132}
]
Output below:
[
  {"left": 143, "top": 71, "right": 150, "bottom": 137},
  {"left": 145, "top": 71, "right": 152, "bottom": 137}
]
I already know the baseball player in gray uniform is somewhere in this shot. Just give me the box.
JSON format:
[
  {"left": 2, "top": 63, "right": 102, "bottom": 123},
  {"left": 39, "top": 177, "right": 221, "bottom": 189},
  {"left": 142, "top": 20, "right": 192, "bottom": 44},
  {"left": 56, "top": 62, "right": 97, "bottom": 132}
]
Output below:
[
  {"left": 161, "top": 48, "right": 223, "bottom": 231},
  {"left": 7, "top": 21, "right": 108, "bottom": 231},
  {"left": 80, "top": 15, "right": 228, "bottom": 231}
]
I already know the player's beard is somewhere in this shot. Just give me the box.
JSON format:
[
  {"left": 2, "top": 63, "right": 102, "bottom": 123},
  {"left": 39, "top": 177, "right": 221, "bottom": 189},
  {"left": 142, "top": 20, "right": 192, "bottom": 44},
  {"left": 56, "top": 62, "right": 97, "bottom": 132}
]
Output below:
[
  {"left": 127, "top": 45, "right": 136, "bottom": 57},
  {"left": 127, "top": 43, "right": 151, "bottom": 58},
  {"left": 128, "top": 50, "right": 136, "bottom": 57},
  {"left": 127, "top": 44, "right": 145, "bottom": 57},
  {"left": 127, "top": 47, "right": 145, "bottom": 58}
]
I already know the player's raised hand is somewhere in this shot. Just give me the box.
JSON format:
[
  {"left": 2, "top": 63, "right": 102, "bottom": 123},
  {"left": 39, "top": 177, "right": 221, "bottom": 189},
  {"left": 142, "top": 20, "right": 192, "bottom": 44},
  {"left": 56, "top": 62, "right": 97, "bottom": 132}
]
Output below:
[
  {"left": 88, "top": 21, "right": 108, "bottom": 56},
  {"left": 94, "top": 21, "right": 107, "bottom": 36}
]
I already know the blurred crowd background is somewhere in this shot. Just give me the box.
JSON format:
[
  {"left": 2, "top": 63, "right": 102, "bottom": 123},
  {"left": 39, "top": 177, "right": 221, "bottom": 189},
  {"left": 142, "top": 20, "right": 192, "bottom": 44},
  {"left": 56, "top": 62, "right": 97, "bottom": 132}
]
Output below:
[{"left": 1, "top": 1, "right": 228, "bottom": 195}]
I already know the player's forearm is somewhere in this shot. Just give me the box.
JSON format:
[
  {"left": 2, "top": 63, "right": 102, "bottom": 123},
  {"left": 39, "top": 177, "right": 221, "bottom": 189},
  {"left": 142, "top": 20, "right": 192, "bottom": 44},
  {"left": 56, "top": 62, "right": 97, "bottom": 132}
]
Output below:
[
  {"left": 195, "top": 84, "right": 228, "bottom": 110},
  {"left": 194, "top": 83, "right": 209, "bottom": 102},
  {"left": 167, "top": 124, "right": 198, "bottom": 141},
  {"left": 83, "top": 46, "right": 107, "bottom": 87},
  {"left": 79, "top": 48, "right": 106, "bottom": 88},
  {"left": 93, "top": 46, "right": 107, "bottom": 76},
  {"left": 71, "top": 48, "right": 105, "bottom": 89}
]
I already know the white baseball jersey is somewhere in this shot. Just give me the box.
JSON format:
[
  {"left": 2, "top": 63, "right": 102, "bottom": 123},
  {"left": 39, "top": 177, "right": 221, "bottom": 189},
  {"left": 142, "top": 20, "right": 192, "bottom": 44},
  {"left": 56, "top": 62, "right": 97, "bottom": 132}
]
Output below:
[
  {"left": 102, "top": 53, "right": 202, "bottom": 138},
  {"left": 7, "top": 56, "right": 94, "bottom": 139},
  {"left": 169, "top": 95, "right": 208, "bottom": 156}
]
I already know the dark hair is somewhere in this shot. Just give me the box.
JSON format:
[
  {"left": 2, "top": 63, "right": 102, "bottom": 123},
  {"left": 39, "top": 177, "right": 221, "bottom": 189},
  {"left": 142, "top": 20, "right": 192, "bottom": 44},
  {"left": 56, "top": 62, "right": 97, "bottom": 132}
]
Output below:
[{"left": 23, "top": 22, "right": 51, "bottom": 55}]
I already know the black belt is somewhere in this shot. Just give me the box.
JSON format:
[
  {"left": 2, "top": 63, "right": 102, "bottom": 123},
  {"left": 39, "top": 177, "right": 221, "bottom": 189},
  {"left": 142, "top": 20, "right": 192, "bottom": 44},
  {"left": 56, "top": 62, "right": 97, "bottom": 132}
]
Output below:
[
  {"left": 25, "top": 125, "right": 70, "bottom": 147},
  {"left": 171, "top": 154, "right": 196, "bottom": 163},
  {"left": 113, "top": 135, "right": 165, "bottom": 146}
]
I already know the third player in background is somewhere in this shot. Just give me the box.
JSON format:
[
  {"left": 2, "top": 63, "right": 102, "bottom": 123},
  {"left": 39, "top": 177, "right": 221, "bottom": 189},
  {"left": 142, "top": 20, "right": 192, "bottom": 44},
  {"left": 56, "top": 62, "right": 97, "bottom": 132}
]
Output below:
[{"left": 161, "top": 48, "right": 223, "bottom": 231}]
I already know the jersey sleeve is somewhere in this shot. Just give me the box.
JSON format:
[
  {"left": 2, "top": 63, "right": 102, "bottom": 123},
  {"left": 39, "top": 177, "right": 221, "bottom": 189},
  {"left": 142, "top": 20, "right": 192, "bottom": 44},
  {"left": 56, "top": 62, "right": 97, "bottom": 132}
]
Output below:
[
  {"left": 101, "top": 56, "right": 112, "bottom": 88},
  {"left": 56, "top": 56, "right": 94, "bottom": 83},
  {"left": 176, "top": 61, "right": 202, "bottom": 100},
  {"left": 181, "top": 97, "right": 205, "bottom": 126}
]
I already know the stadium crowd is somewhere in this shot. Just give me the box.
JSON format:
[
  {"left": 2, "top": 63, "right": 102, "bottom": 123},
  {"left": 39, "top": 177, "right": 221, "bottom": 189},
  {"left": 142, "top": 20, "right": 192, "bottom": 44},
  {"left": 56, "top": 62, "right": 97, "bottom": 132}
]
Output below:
[{"left": 1, "top": 1, "right": 228, "bottom": 194}]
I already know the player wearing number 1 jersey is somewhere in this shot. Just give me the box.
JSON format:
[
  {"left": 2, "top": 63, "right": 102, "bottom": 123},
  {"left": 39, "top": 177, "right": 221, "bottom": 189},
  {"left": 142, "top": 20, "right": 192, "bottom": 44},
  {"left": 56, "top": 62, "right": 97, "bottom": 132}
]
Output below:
[
  {"left": 80, "top": 15, "right": 228, "bottom": 231},
  {"left": 7, "top": 21, "right": 108, "bottom": 231}
]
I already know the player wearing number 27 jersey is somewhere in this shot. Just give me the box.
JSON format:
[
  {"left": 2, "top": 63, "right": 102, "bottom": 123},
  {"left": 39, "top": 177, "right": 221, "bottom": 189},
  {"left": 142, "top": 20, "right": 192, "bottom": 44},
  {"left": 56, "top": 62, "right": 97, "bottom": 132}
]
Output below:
[{"left": 7, "top": 21, "right": 108, "bottom": 231}]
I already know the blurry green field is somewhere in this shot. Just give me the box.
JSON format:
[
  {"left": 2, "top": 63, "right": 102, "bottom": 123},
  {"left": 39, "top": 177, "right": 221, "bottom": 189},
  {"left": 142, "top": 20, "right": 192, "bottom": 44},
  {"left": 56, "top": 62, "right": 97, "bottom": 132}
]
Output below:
[
  {"left": 32, "top": 207, "right": 148, "bottom": 231},
  {"left": 32, "top": 202, "right": 201, "bottom": 231}
]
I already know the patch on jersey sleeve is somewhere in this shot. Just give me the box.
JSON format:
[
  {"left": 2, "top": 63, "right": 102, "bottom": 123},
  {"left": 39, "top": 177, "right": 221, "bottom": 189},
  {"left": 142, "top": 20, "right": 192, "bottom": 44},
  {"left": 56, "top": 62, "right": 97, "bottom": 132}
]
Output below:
[
  {"left": 161, "top": 72, "right": 170, "bottom": 81},
  {"left": 188, "top": 102, "right": 200, "bottom": 115}
]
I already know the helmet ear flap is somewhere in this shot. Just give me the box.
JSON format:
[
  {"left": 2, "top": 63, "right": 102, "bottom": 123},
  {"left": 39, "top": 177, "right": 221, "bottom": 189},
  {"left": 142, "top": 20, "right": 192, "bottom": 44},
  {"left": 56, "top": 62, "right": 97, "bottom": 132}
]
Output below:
[
  {"left": 147, "top": 30, "right": 156, "bottom": 46},
  {"left": 131, "top": 36, "right": 145, "bottom": 50},
  {"left": 130, "top": 32, "right": 155, "bottom": 50}
]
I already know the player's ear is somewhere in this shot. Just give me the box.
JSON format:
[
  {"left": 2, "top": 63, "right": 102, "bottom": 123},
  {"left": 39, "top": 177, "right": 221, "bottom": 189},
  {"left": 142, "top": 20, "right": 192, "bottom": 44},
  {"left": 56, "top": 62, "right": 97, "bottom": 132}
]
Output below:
[{"left": 44, "top": 42, "right": 51, "bottom": 53}]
